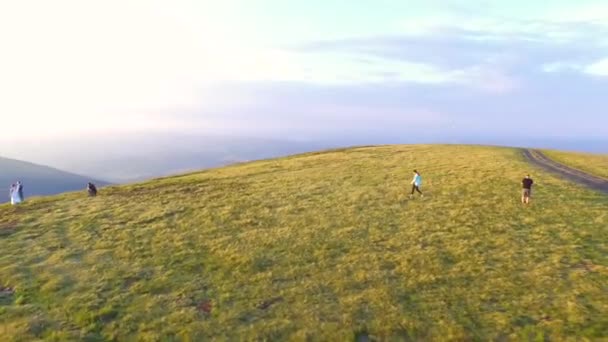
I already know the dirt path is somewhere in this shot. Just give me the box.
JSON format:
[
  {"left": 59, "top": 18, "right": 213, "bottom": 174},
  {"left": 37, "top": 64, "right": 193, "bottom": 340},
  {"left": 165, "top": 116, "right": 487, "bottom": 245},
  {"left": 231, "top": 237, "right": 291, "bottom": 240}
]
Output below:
[{"left": 523, "top": 149, "right": 608, "bottom": 194}]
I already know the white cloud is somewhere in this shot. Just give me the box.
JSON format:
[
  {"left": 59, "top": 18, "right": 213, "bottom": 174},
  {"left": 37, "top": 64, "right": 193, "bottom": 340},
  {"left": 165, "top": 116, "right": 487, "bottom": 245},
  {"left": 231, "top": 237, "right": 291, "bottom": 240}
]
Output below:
[
  {"left": 0, "top": 1, "right": 464, "bottom": 135},
  {"left": 0, "top": 0, "right": 290, "bottom": 138},
  {"left": 396, "top": 12, "right": 608, "bottom": 81},
  {"left": 584, "top": 58, "right": 608, "bottom": 76},
  {"left": 1, "top": 0, "right": 499, "bottom": 141},
  {"left": 399, "top": 16, "right": 587, "bottom": 43},
  {"left": 1, "top": 0, "right": 607, "bottom": 142}
]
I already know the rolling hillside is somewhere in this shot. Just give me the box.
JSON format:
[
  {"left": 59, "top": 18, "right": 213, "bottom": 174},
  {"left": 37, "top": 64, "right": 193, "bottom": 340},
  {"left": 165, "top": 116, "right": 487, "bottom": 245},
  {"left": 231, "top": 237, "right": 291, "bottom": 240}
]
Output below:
[
  {"left": 0, "top": 145, "right": 607, "bottom": 340},
  {"left": 0, "top": 157, "right": 108, "bottom": 203}
]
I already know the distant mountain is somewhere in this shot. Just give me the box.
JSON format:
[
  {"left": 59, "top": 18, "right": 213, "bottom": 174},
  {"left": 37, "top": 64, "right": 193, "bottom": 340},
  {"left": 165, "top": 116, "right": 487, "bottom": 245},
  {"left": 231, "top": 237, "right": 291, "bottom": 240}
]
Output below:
[
  {"left": 3, "top": 133, "right": 607, "bottom": 184},
  {"left": 1, "top": 135, "right": 336, "bottom": 183},
  {"left": 0, "top": 157, "right": 108, "bottom": 203}
]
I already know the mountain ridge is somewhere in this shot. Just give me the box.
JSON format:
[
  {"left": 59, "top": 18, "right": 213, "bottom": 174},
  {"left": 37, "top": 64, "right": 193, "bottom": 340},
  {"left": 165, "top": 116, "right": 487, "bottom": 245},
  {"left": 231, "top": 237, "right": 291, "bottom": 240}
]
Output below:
[{"left": 0, "top": 156, "right": 109, "bottom": 202}]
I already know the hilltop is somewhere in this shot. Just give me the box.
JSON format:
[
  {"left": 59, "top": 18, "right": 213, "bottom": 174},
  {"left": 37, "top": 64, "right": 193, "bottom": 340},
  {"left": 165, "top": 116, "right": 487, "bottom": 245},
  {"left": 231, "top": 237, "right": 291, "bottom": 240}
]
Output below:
[
  {"left": 0, "top": 145, "right": 606, "bottom": 340},
  {"left": 0, "top": 157, "right": 108, "bottom": 203}
]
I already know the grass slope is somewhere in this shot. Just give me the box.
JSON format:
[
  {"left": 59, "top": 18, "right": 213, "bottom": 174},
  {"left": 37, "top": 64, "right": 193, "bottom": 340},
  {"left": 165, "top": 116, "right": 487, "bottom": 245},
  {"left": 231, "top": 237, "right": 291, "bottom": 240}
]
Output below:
[
  {"left": 0, "top": 145, "right": 607, "bottom": 340},
  {"left": 543, "top": 150, "right": 608, "bottom": 179},
  {"left": 0, "top": 157, "right": 108, "bottom": 203}
]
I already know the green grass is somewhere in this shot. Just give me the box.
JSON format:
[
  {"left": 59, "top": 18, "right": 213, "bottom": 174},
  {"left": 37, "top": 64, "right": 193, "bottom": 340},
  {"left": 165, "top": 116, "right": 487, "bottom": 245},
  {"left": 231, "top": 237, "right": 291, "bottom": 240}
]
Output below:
[
  {"left": 0, "top": 145, "right": 607, "bottom": 340},
  {"left": 543, "top": 150, "right": 608, "bottom": 179}
]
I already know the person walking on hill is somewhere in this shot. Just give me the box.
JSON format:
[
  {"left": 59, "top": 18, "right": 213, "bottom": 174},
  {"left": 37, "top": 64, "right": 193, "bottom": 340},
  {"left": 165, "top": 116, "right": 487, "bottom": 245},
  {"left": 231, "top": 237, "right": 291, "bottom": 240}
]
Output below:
[
  {"left": 521, "top": 174, "right": 534, "bottom": 204},
  {"left": 410, "top": 170, "right": 423, "bottom": 198},
  {"left": 87, "top": 182, "right": 98, "bottom": 197}
]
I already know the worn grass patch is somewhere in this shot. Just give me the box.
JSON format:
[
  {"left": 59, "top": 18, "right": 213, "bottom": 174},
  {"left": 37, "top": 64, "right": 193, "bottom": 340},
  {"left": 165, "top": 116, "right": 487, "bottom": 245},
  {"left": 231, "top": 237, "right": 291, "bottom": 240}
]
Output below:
[{"left": 0, "top": 145, "right": 607, "bottom": 340}]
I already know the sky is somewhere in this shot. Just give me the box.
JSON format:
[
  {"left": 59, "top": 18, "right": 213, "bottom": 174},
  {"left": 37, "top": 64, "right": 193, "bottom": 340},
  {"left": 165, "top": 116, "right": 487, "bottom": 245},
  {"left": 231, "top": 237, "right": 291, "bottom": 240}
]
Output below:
[{"left": 1, "top": 0, "right": 608, "bottom": 147}]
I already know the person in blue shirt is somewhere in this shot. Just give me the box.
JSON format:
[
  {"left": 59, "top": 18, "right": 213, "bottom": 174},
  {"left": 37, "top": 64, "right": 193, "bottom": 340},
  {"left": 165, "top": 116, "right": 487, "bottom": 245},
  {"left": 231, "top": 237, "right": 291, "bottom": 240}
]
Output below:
[{"left": 410, "top": 170, "right": 423, "bottom": 198}]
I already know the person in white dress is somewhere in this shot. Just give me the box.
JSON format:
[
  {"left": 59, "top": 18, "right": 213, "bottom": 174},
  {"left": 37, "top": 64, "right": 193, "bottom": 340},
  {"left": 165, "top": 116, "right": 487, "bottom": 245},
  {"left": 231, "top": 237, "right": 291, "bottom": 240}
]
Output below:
[{"left": 10, "top": 181, "right": 23, "bottom": 205}]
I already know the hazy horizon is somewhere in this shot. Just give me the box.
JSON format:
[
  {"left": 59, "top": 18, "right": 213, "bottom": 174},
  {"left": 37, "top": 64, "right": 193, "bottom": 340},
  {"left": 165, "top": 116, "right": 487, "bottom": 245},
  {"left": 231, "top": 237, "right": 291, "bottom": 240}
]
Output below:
[
  {"left": 1, "top": 132, "right": 607, "bottom": 183},
  {"left": 1, "top": 0, "right": 608, "bottom": 180}
]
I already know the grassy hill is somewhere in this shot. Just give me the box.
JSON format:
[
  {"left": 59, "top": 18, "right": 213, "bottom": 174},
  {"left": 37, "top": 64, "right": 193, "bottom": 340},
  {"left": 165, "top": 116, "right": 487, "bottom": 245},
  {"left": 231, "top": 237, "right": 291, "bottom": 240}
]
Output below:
[
  {"left": 0, "top": 157, "right": 108, "bottom": 203},
  {"left": 0, "top": 145, "right": 607, "bottom": 340},
  {"left": 543, "top": 150, "right": 608, "bottom": 179}
]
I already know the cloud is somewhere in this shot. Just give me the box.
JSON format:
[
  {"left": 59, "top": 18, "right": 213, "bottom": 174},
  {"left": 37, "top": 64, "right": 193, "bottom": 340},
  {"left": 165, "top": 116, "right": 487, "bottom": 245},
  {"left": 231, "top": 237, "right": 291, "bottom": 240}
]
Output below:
[
  {"left": 156, "top": 75, "right": 608, "bottom": 144},
  {"left": 543, "top": 57, "right": 608, "bottom": 78},
  {"left": 1, "top": 0, "right": 608, "bottom": 146},
  {"left": 584, "top": 58, "right": 608, "bottom": 76},
  {"left": 297, "top": 12, "right": 608, "bottom": 93}
]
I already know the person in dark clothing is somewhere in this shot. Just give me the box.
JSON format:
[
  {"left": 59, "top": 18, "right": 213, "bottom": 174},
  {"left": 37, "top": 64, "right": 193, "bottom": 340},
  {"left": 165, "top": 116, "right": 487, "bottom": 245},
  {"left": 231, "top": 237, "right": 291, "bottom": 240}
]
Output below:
[
  {"left": 87, "top": 182, "right": 98, "bottom": 197},
  {"left": 521, "top": 175, "right": 534, "bottom": 204}
]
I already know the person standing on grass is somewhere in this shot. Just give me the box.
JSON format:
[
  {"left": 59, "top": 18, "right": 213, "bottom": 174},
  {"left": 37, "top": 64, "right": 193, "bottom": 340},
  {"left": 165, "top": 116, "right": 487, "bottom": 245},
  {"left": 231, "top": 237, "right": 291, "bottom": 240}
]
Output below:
[
  {"left": 9, "top": 184, "right": 16, "bottom": 205},
  {"left": 522, "top": 174, "right": 534, "bottom": 204},
  {"left": 410, "top": 170, "right": 423, "bottom": 198},
  {"left": 17, "top": 181, "right": 23, "bottom": 199},
  {"left": 9, "top": 182, "right": 23, "bottom": 205},
  {"left": 16, "top": 181, "right": 24, "bottom": 203},
  {"left": 87, "top": 182, "right": 97, "bottom": 197}
]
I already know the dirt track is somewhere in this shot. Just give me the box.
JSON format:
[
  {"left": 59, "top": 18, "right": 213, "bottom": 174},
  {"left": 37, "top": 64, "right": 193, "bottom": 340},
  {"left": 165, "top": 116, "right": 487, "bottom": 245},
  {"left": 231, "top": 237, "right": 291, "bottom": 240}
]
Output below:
[{"left": 523, "top": 149, "right": 608, "bottom": 194}]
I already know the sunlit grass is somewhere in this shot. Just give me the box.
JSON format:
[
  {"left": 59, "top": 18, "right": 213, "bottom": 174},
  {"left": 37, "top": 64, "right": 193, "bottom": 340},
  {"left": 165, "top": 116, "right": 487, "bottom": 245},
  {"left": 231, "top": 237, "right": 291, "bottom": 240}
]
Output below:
[
  {"left": 0, "top": 145, "right": 607, "bottom": 340},
  {"left": 544, "top": 150, "right": 608, "bottom": 179}
]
